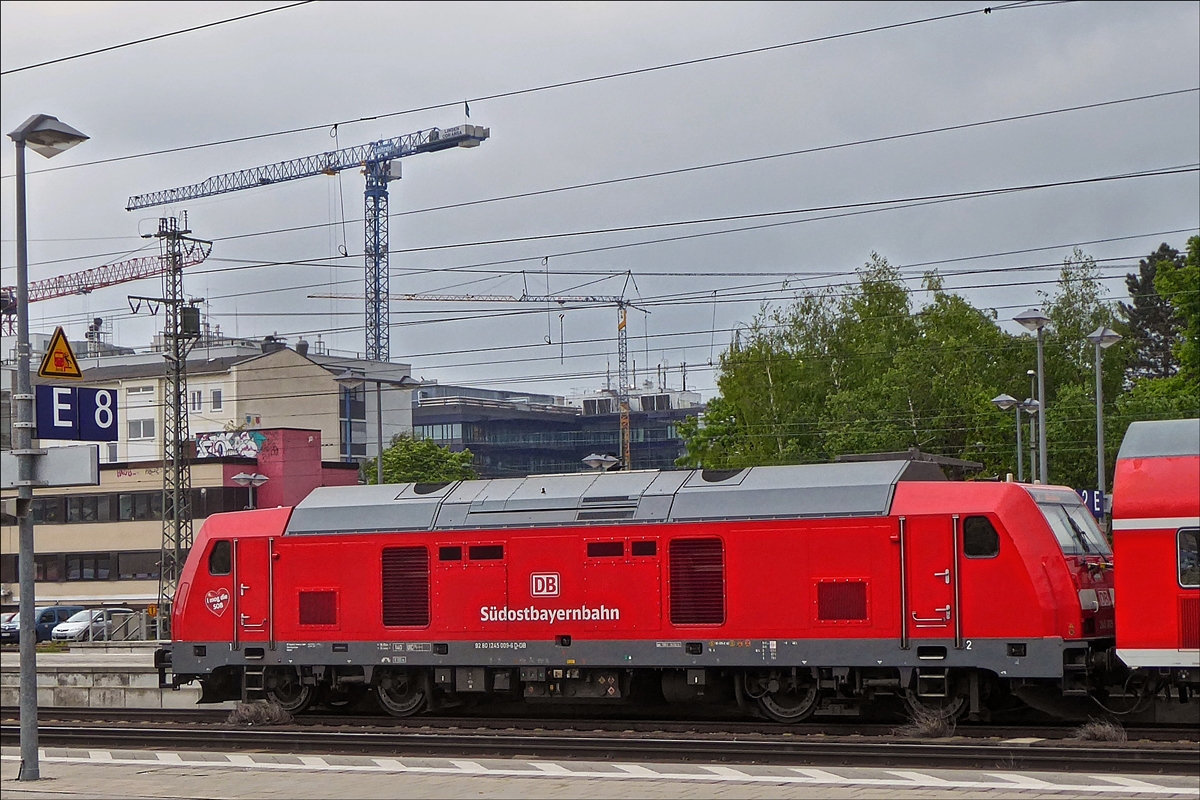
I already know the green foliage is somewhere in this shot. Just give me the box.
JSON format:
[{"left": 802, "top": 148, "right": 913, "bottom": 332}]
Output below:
[
  {"left": 367, "top": 434, "right": 475, "bottom": 484},
  {"left": 1120, "top": 243, "right": 1182, "bottom": 381},
  {"left": 1154, "top": 235, "right": 1200, "bottom": 384},
  {"left": 679, "top": 241, "right": 1195, "bottom": 489}
]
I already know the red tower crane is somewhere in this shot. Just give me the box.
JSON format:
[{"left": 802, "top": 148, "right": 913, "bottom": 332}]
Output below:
[{"left": 0, "top": 240, "right": 212, "bottom": 335}]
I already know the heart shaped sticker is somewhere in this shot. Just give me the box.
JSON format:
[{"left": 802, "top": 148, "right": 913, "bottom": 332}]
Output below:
[{"left": 205, "top": 588, "right": 230, "bottom": 617}]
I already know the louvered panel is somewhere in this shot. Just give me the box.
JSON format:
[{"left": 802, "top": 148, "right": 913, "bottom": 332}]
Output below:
[
  {"left": 382, "top": 546, "right": 430, "bottom": 627},
  {"left": 298, "top": 591, "right": 337, "bottom": 625},
  {"left": 1181, "top": 596, "right": 1199, "bottom": 650},
  {"left": 817, "top": 581, "right": 868, "bottom": 621},
  {"left": 669, "top": 538, "right": 725, "bottom": 625}
]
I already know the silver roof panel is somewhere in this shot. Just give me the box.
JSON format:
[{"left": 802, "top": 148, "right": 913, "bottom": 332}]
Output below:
[{"left": 1117, "top": 419, "right": 1200, "bottom": 460}]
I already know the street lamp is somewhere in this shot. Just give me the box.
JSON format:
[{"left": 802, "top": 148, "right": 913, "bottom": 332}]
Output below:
[
  {"left": 583, "top": 453, "right": 620, "bottom": 471},
  {"left": 991, "top": 394, "right": 1024, "bottom": 482},
  {"left": 231, "top": 472, "right": 269, "bottom": 509},
  {"left": 9, "top": 113, "right": 88, "bottom": 783},
  {"left": 1015, "top": 309, "right": 1052, "bottom": 484},
  {"left": 1086, "top": 326, "right": 1122, "bottom": 497}
]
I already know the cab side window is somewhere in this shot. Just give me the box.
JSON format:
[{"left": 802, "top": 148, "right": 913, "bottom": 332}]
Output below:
[
  {"left": 208, "top": 540, "right": 231, "bottom": 576},
  {"left": 963, "top": 516, "right": 1000, "bottom": 558},
  {"left": 1180, "top": 528, "right": 1199, "bottom": 588}
]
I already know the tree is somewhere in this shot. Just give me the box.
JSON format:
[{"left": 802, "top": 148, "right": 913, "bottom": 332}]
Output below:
[
  {"left": 366, "top": 434, "right": 475, "bottom": 484},
  {"left": 1119, "top": 243, "right": 1182, "bottom": 381},
  {"left": 1154, "top": 235, "right": 1200, "bottom": 385}
]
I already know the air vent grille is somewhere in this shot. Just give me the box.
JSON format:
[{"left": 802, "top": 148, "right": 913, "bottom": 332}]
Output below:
[
  {"left": 382, "top": 546, "right": 430, "bottom": 627},
  {"left": 817, "top": 581, "right": 868, "bottom": 621},
  {"left": 668, "top": 538, "right": 725, "bottom": 625}
]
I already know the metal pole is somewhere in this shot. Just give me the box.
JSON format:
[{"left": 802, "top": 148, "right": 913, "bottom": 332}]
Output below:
[
  {"left": 13, "top": 139, "right": 40, "bottom": 781},
  {"left": 1015, "top": 406, "right": 1024, "bottom": 482},
  {"left": 375, "top": 381, "right": 384, "bottom": 485},
  {"left": 1036, "top": 326, "right": 1048, "bottom": 484},
  {"left": 1094, "top": 342, "right": 1106, "bottom": 495},
  {"left": 1029, "top": 411, "right": 1037, "bottom": 483}
]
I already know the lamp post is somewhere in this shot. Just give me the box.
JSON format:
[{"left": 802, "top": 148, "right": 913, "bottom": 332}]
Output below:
[
  {"left": 1026, "top": 369, "right": 1038, "bottom": 482},
  {"left": 1086, "top": 326, "right": 1122, "bottom": 496},
  {"left": 1015, "top": 310, "right": 1052, "bottom": 484},
  {"left": 231, "top": 472, "right": 269, "bottom": 509},
  {"left": 8, "top": 113, "right": 88, "bottom": 782},
  {"left": 991, "top": 394, "right": 1023, "bottom": 481}
]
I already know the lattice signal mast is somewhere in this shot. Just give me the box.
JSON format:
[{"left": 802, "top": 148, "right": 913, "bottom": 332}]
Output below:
[
  {"left": 0, "top": 242, "right": 212, "bottom": 335},
  {"left": 312, "top": 287, "right": 639, "bottom": 469},
  {"left": 125, "top": 125, "right": 489, "bottom": 363}
]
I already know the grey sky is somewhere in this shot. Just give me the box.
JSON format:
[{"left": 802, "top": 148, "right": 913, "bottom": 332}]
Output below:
[{"left": 2, "top": 1, "right": 1198, "bottom": 399}]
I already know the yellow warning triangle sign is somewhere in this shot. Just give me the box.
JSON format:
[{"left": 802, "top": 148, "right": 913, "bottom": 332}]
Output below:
[{"left": 37, "top": 326, "right": 83, "bottom": 380}]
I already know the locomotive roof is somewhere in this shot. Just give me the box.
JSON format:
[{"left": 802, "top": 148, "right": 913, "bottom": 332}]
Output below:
[
  {"left": 1116, "top": 418, "right": 1200, "bottom": 460},
  {"left": 284, "top": 459, "right": 945, "bottom": 535}
]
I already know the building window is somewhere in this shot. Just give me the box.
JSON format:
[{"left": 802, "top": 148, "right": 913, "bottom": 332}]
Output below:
[
  {"left": 210, "top": 389, "right": 223, "bottom": 410},
  {"left": 1, "top": 554, "right": 16, "bottom": 583},
  {"left": 118, "top": 492, "right": 162, "bottom": 521},
  {"left": 30, "top": 497, "right": 62, "bottom": 524},
  {"left": 126, "top": 385, "right": 154, "bottom": 396},
  {"left": 128, "top": 418, "right": 155, "bottom": 440},
  {"left": 118, "top": 551, "right": 160, "bottom": 580},
  {"left": 66, "top": 496, "right": 99, "bottom": 523},
  {"left": 67, "top": 553, "right": 111, "bottom": 581},
  {"left": 106, "top": 443, "right": 119, "bottom": 463},
  {"left": 190, "top": 391, "right": 202, "bottom": 411},
  {"left": 35, "top": 555, "right": 62, "bottom": 582}
]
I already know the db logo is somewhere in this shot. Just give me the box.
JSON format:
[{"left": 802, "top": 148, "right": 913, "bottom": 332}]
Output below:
[{"left": 530, "top": 572, "right": 560, "bottom": 597}]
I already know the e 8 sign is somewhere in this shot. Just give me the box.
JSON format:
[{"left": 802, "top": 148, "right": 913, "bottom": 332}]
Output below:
[{"left": 35, "top": 385, "right": 118, "bottom": 442}]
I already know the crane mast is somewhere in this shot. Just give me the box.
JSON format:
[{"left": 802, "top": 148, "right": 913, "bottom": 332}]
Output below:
[{"left": 126, "top": 124, "right": 489, "bottom": 362}]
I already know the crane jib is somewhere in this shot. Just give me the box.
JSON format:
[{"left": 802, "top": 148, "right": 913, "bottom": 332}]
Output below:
[{"left": 124, "top": 125, "right": 489, "bottom": 211}]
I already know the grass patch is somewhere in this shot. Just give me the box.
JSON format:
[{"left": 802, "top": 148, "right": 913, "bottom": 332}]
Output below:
[
  {"left": 894, "top": 704, "right": 956, "bottom": 738},
  {"left": 1074, "top": 719, "right": 1127, "bottom": 743},
  {"left": 226, "top": 702, "right": 294, "bottom": 727}
]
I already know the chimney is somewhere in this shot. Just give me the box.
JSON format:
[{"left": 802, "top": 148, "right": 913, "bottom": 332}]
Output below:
[{"left": 295, "top": 337, "right": 309, "bottom": 357}]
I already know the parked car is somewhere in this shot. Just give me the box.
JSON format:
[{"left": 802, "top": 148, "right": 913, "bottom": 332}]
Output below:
[
  {"left": 51, "top": 608, "right": 135, "bottom": 642},
  {"left": 0, "top": 605, "right": 85, "bottom": 644}
]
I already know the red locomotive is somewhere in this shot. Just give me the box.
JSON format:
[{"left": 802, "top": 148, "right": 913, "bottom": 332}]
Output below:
[
  {"left": 157, "top": 459, "right": 1117, "bottom": 721},
  {"left": 1111, "top": 418, "right": 1199, "bottom": 695}
]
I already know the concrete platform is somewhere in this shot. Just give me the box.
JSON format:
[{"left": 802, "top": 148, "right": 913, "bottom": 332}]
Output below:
[
  {"left": 3, "top": 745, "right": 1198, "bottom": 799},
  {"left": 0, "top": 648, "right": 213, "bottom": 710}
]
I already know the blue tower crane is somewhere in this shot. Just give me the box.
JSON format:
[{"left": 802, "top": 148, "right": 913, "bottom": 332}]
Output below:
[{"left": 126, "top": 124, "right": 490, "bottom": 362}]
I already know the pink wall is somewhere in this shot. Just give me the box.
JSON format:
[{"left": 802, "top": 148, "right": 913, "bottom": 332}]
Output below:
[{"left": 214, "top": 429, "right": 360, "bottom": 509}]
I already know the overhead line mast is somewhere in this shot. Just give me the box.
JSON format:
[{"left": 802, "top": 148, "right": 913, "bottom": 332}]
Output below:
[{"left": 126, "top": 124, "right": 490, "bottom": 362}]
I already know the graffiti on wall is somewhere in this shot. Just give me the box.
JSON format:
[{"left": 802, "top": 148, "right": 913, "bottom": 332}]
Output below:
[{"left": 195, "top": 430, "right": 268, "bottom": 459}]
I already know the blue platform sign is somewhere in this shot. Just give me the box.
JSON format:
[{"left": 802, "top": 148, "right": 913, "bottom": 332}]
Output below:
[
  {"left": 1077, "top": 489, "right": 1105, "bottom": 520},
  {"left": 35, "top": 385, "right": 118, "bottom": 442}
]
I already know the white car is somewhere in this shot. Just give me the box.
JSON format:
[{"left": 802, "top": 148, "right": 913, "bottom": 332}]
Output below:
[{"left": 51, "top": 608, "right": 135, "bottom": 642}]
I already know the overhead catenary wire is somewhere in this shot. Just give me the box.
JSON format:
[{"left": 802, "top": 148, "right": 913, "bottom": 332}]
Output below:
[
  {"left": 0, "top": 1, "right": 318, "bottom": 76},
  {"left": 0, "top": 0, "right": 1050, "bottom": 178}
]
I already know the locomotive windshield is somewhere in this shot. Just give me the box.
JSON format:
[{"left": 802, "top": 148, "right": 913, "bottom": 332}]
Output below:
[{"left": 1039, "top": 501, "right": 1112, "bottom": 557}]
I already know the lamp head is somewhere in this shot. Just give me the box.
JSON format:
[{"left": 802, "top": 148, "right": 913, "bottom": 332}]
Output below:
[
  {"left": 991, "top": 393, "right": 1018, "bottom": 411},
  {"left": 333, "top": 369, "right": 366, "bottom": 390},
  {"left": 1014, "top": 308, "right": 1051, "bottom": 332},
  {"left": 1086, "top": 326, "right": 1122, "bottom": 349},
  {"left": 582, "top": 453, "right": 620, "bottom": 471},
  {"left": 9, "top": 114, "right": 88, "bottom": 159}
]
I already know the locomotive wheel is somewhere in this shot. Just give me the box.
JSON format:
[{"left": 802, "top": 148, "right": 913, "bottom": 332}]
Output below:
[
  {"left": 902, "top": 678, "right": 970, "bottom": 722},
  {"left": 374, "top": 668, "right": 427, "bottom": 717},
  {"left": 752, "top": 669, "right": 821, "bottom": 723},
  {"left": 264, "top": 667, "right": 315, "bottom": 713}
]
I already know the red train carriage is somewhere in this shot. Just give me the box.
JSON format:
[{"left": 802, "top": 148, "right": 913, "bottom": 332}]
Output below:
[
  {"left": 156, "top": 460, "right": 1115, "bottom": 721},
  {"left": 1111, "top": 418, "right": 1200, "bottom": 689}
]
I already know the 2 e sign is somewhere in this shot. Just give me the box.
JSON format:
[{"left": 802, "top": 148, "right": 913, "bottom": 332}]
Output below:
[{"left": 35, "top": 385, "right": 118, "bottom": 442}]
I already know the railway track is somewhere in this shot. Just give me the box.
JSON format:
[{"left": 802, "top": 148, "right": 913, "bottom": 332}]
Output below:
[
  {"left": 2, "top": 710, "right": 1196, "bottom": 774},
  {"left": 4, "top": 706, "right": 1196, "bottom": 743}
]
